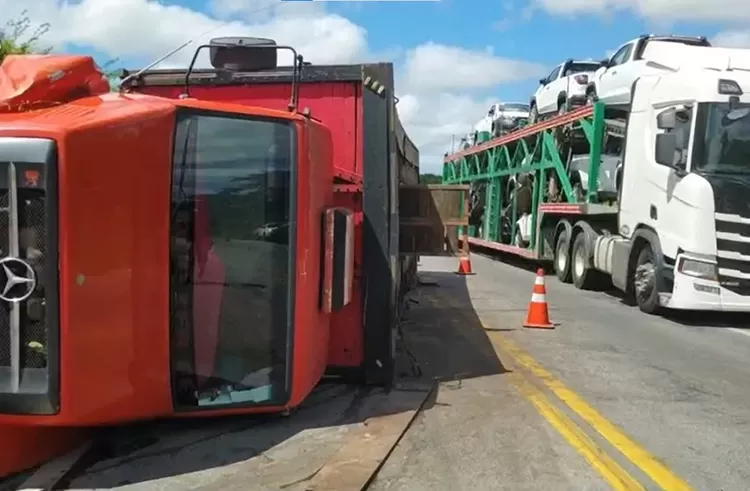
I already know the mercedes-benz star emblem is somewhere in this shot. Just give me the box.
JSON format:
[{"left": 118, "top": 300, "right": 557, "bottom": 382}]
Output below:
[{"left": 0, "top": 257, "right": 37, "bottom": 302}]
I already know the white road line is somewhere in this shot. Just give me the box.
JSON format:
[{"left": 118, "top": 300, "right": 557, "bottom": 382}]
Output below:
[{"left": 728, "top": 327, "right": 750, "bottom": 337}]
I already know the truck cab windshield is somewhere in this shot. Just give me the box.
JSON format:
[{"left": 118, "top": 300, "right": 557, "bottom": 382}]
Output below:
[{"left": 694, "top": 102, "right": 750, "bottom": 174}]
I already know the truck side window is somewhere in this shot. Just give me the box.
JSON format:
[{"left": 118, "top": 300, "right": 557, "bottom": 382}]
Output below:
[
  {"left": 655, "top": 106, "right": 693, "bottom": 167},
  {"left": 674, "top": 108, "right": 692, "bottom": 161}
]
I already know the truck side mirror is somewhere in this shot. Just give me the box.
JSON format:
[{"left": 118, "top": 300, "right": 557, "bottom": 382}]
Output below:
[
  {"left": 600, "top": 58, "right": 610, "bottom": 67},
  {"left": 321, "top": 207, "right": 354, "bottom": 313},
  {"left": 655, "top": 133, "right": 679, "bottom": 167},
  {"left": 539, "top": 78, "right": 546, "bottom": 85},
  {"left": 656, "top": 108, "right": 676, "bottom": 129}
]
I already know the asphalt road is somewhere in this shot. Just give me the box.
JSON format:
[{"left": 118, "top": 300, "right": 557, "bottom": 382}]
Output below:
[
  {"left": 372, "top": 253, "right": 750, "bottom": 490},
  {"left": 16, "top": 251, "right": 750, "bottom": 490}
]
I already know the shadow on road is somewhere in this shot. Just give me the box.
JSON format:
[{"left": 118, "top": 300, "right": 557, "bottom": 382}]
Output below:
[
  {"left": 397, "top": 264, "right": 512, "bottom": 384},
  {"left": 662, "top": 310, "right": 750, "bottom": 330},
  {"left": 471, "top": 249, "right": 554, "bottom": 276},
  {"left": 34, "top": 259, "right": 509, "bottom": 490}
]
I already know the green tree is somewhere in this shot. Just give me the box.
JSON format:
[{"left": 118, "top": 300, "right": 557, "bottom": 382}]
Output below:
[
  {"left": 420, "top": 173, "right": 443, "bottom": 184},
  {"left": 0, "top": 11, "right": 122, "bottom": 91},
  {"left": 0, "top": 11, "right": 51, "bottom": 63}
]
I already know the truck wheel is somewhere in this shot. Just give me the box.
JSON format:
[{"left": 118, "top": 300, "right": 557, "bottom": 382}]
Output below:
[
  {"left": 571, "top": 232, "right": 600, "bottom": 290},
  {"left": 554, "top": 229, "right": 572, "bottom": 283},
  {"left": 633, "top": 243, "right": 660, "bottom": 314}
]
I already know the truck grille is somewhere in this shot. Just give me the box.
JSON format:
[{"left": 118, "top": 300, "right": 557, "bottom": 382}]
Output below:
[
  {"left": 715, "top": 214, "right": 750, "bottom": 295},
  {"left": 0, "top": 163, "right": 50, "bottom": 396}
]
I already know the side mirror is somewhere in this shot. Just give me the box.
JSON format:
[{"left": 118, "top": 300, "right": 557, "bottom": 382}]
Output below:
[
  {"left": 600, "top": 58, "right": 610, "bottom": 67},
  {"left": 321, "top": 207, "right": 354, "bottom": 313},
  {"left": 656, "top": 108, "right": 676, "bottom": 130},
  {"left": 539, "top": 78, "right": 547, "bottom": 85},
  {"left": 655, "top": 133, "right": 680, "bottom": 168}
]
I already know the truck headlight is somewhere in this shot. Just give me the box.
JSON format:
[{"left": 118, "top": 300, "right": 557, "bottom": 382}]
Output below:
[{"left": 677, "top": 257, "right": 717, "bottom": 281}]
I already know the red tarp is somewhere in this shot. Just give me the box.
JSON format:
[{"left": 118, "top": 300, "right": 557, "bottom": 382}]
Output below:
[{"left": 0, "top": 54, "right": 110, "bottom": 112}]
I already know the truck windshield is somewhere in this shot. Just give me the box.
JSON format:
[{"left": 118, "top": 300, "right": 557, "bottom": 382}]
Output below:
[
  {"left": 170, "top": 111, "right": 295, "bottom": 410},
  {"left": 694, "top": 102, "right": 750, "bottom": 174}
]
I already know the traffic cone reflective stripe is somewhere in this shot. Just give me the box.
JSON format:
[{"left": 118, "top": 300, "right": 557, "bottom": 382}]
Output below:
[
  {"left": 523, "top": 268, "right": 554, "bottom": 329},
  {"left": 456, "top": 254, "right": 475, "bottom": 275}
]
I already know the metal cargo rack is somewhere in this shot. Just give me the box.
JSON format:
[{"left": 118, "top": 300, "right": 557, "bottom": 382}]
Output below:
[{"left": 442, "top": 103, "right": 624, "bottom": 258}]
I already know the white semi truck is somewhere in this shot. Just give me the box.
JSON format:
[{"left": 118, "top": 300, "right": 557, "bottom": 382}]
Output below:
[{"left": 443, "top": 43, "right": 750, "bottom": 314}]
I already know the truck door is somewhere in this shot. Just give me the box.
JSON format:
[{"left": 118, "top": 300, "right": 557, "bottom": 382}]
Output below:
[
  {"left": 399, "top": 184, "right": 470, "bottom": 255},
  {"left": 169, "top": 107, "right": 305, "bottom": 411},
  {"left": 620, "top": 101, "right": 694, "bottom": 255}
]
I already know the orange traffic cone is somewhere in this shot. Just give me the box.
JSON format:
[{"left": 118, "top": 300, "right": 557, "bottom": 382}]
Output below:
[
  {"left": 523, "top": 268, "right": 554, "bottom": 329},
  {"left": 455, "top": 254, "right": 475, "bottom": 275}
]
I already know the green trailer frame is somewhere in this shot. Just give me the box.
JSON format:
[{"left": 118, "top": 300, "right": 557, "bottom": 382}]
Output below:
[{"left": 442, "top": 102, "right": 621, "bottom": 259}]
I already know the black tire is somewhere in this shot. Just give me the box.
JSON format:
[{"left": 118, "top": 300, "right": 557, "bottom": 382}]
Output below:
[
  {"left": 586, "top": 89, "right": 598, "bottom": 105},
  {"left": 633, "top": 243, "right": 661, "bottom": 314},
  {"left": 572, "top": 182, "right": 584, "bottom": 202},
  {"left": 557, "top": 99, "right": 568, "bottom": 116},
  {"left": 529, "top": 104, "right": 539, "bottom": 124},
  {"left": 554, "top": 228, "right": 572, "bottom": 283},
  {"left": 570, "top": 232, "right": 603, "bottom": 290}
]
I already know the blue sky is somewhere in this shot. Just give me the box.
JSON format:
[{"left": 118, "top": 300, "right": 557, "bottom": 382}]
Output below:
[{"left": 23, "top": 0, "right": 750, "bottom": 173}]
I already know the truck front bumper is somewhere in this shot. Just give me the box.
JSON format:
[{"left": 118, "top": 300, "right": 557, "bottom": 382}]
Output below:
[{"left": 662, "top": 259, "right": 750, "bottom": 311}]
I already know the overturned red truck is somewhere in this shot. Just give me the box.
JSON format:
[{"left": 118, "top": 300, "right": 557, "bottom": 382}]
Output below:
[{"left": 0, "top": 38, "right": 458, "bottom": 478}]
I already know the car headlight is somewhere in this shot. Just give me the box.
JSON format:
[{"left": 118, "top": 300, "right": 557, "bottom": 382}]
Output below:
[{"left": 677, "top": 257, "right": 717, "bottom": 281}]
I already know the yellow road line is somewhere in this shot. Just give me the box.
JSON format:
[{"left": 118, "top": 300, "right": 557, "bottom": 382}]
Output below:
[
  {"left": 490, "top": 332, "right": 692, "bottom": 491},
  {"left": 507, "top": 370, "right": 644, "bottom": 490}
]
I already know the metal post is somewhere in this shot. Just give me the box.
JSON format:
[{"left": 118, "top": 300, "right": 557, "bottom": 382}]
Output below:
[
  {"left": 8, "top": 162, "right": 19, "bottom": 392},
  {"left": 587, "top": 102, "right": 605, "bottom": 203},
  {"left": 462, "top": 192, "right": 470, "bottom": 256}
]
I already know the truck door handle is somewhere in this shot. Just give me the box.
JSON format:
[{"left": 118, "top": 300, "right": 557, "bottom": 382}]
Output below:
[{"left": 611, "top": 70, "right": 617, "bottom": 74}]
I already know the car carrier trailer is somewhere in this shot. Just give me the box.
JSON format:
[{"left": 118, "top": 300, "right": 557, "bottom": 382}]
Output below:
[
  {"left": 444, "top": 49, "right": 750, "bottom": 314},
  {"left": 0, "top": 39, "right": 466, "bottom": 480}
]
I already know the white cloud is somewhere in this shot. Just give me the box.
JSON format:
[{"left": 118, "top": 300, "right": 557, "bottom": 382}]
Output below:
[
  {"left": 1, "top": 0, "right": 543, "bottom": 174},
  {"left": 396, "top": 92, "right": 497, "bottom": 172},
  {"left": 2, "top": 0, "right": 366, "bottom": 66},
  {"left": 403, "top": 43, "right": 544, "bottom": 92},
  {"left": 712, "top": 30, "right": 750, "bottom": 48},
  {"left": 398, "top": 44, "right": 545, "bottom": 172},
  {"left": 532, "top": 0, "right": 750, "bottom": 22}
]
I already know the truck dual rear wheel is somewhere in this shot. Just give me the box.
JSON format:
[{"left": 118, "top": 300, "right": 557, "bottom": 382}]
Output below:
[
  {"left": 554, "top": 229, "right": 572, "bottom": 283},
  {"left": 570, "top": 232, "right": 606, "bottom": 290}
]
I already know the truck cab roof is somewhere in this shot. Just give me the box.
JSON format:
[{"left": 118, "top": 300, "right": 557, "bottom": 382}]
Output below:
[{"left": 636, "top": 68, "right": 750, "bottom": 108}]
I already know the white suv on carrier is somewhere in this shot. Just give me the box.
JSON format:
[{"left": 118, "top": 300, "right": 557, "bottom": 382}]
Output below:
[
  {"left": 587, "top": 34, "right": 710, "bottom": 108},
  {"left": 530, "top": 59, "right": 601, "bottom": 123}
]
